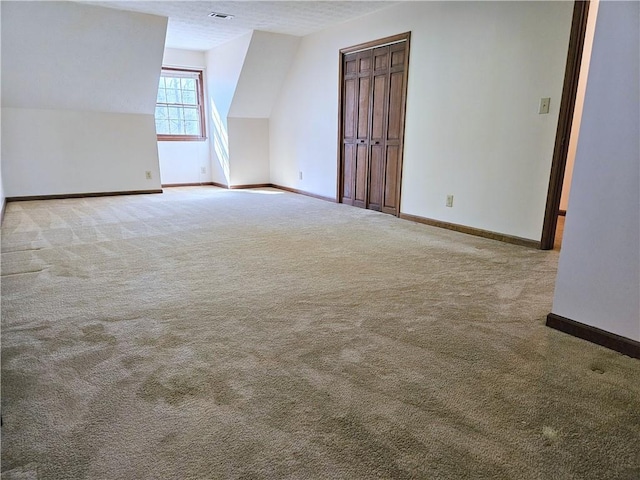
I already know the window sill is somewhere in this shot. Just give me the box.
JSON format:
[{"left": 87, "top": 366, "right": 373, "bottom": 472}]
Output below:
[{"left": 157, "top": 136, "right": 207, "bottom": 142}]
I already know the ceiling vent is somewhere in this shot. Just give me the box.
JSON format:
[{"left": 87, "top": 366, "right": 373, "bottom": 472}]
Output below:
[{"left": 208, "top": 12, "right": 234, "bottom": 20}]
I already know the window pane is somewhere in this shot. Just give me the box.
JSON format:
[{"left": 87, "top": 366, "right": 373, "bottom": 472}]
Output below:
[
  {"left": 183, "top": 107, "right": 198, "bottom": 121},
  {"left": 158, "top": 77, "right": 165, "bottom": 89},
  {"left": 184, "top": 121, "right": 200, "bottom": 136},
  {"left": 182, "top": 90, "right": 196, "bottom": 105},
  {"left": 181, "top": 78, "right": 196, "bottom": 91},
  {"left": 169, "top": 119, "right": 184, "bottom": 135},
  {"left": 157, "top": 88, "right": 166, "bottom": 103},
  {"left": 155, "top": 106, "right": 168, "bottom": 119},
  {"left": 155, "top": 119, "right": 170, "bottom": 135},
  {"left": 166, "top": 87, "right": 181, "bottom": 104},
  {"left": 165, "top": 77, "right": 179, "bottom": 90},
  {"left": 168, "top": 107, "right": 183, "bottom": 120}
]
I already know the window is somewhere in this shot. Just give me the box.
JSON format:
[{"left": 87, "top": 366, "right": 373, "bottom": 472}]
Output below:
[{"left": 155, "top": 68, "right": 206, "bottom": 141}]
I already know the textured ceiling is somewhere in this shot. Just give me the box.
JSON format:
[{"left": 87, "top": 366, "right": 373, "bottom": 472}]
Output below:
[{"left": 83, "top": 1, "right": 398, "bottom": 51}]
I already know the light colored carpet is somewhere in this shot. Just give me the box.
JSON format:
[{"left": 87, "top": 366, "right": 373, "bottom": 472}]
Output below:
[{"left": 1, "top": 186, "right": 638, "bottom": 479}]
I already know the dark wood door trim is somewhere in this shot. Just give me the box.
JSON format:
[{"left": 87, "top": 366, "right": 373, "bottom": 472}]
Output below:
[
  {"left": 540, "top": 1, "right": 590, "bottom": 250},
  {"left": 337, "top": 53, "right": 348, "bottom": 205},
  {"left": 337, "top": 32, "right": 411, "bottom": 216}
]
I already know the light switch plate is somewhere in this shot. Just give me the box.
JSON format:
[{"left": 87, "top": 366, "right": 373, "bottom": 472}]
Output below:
[
  {"left": 446, "top": 195, "right": 454, "bottom": 208},
  {"left": 539, "top": 97, "right": 551, "bottom": 114}
]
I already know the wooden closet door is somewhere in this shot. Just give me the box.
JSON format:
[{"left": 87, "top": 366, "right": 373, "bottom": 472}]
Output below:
[
  {"left": 340, "top": 53, "right": 358, "bottom": 206},
  {"left": 367, "top": 46, "right": 390, "bottom": 212},
  {"left": 381, "top": 42, "right": 407, "bottom": 215},
  {"left": 340, "top": 50, "right": 372, "bottom": 208},
  {"left": 353, "top": 50, "right": 373, "bottom": 209},
  {"left": 339, "top": 33, "right": 410, "bottom": 216}
]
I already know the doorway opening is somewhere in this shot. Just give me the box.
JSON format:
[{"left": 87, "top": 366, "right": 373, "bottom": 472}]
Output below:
[{"left": 542, "top": 0, "right": 597, "bottom": 250}]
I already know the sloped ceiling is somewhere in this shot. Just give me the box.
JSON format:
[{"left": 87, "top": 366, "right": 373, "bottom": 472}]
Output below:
[
  {"left": 1, "top": 1, "right": 167, "bottom": 115},
  {"left": 229, "top": 31, "right": 301, "bottom": 118},
  {"left": 83, "top": 1, "right": 397, "bottom": 51}
]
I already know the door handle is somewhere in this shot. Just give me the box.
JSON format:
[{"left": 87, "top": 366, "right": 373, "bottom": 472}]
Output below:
[{"left": 374, "top": 141, "right": 380, "bottom": 145}]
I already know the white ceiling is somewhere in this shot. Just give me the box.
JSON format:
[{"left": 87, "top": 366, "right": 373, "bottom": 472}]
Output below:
[{"left": 83, "top": 1, "right": 398, "bottom": 51}]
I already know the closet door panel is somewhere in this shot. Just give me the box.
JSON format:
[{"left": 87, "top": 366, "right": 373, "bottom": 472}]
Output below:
[
  {"left": 342, "top": 143, "right": 355, "bottom": 203},
  {"left": 345, "top": 55, "right": 358, "bottom": 74},
  {"left": 383, "top": 43, "right": 406, "bottom": 214},
  {"left": 353, "top": 49, "right": 373, "bottom": 207},
  {"left": 369, "top": 145, "right": 384, "bottom": 210},
  {"left": 382, "top": 145, "right": 400, "bottom": 213},
  {"left": 343, "top": 78, "right": 357, "bottom": 139},
  {"left": 340, "top": 52, "right": 358, "bottom": 204},
  {"left": 391, "top": 48, "right": 405, "bottom": 68},
  {"left": 354, "top": 144, "right": 368, "bottom": 207},
  {"left": 358, "top": 54, "right": 372, "bottom": 74},
  {"left": 387, "top": 71, "right": 404, "bottom": 141},
  {"left": 369, "top": 46, "right": 389, "bottom": 211},
  {"left": 371, "top": 74, "right": 387, "bottom": 141},
  {"left": 357, "top": 76, "right": 371, "bottom": 140},
  {"left": 374, "top": 47, "right": 389, "bottom": 71}
]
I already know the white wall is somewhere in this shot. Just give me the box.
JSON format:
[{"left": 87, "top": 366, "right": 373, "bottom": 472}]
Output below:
[
  {"left": 1, "top": 1, "right": 167, "bottom": 196},
  {"left": 158, "top": 48, "right": 212, "bottom": 185},
  {"left": 206, "top": 33, "right": 253, "bottom": 131},
  {"left": 163, "top": 48, "right": 206, "bottom": 69},
  {"left": 2, "top": 2, "right": 163, "bottom": 115},
  {"left": 2, "top": 108, "right": 161, "bottom": 197},
  {"left": 0, "top": 123, "right": 4, "bottom": 210},
  {"left": 205, "top": 33, "right": 253, "bottom": 185},
  {"left": 0, "top": 167, "right": 4, "bottom": 212},
  {"left": 270, "top": 1, "right": 573, "bottom": 241},
  {"left": 230, "top": 31, "right": 300, "bottom": 118},
  {"left": 559, "top": 1, "right": 600, "bottom": 212},
  {"left": 551, "top": 0, "right": 639, "bottom": 341},
  {"left": 228, "top": 118, "right": 270, "bottom": 185},
  {"left": 157, "top": 140, "right": 212, "bottom": 186},
  {"left": 206, "top": 31, "right": 299, "bottom": 187},
  {"left": 0, "top": 0, "right": 3, "bottom": 209}
]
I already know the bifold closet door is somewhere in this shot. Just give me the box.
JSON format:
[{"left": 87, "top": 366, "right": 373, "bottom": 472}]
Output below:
[
  {"left": 380, "top": 42, "right": 407, "bottom": 215},
  {"left": 341, "top": 49, "right": 372, "bottom": 209},
  {"left": 340, "top": 38, "right": 408, "bottom": 216},
  {"left": 368, "top": 45, "right": 391, "bottom": 212}
]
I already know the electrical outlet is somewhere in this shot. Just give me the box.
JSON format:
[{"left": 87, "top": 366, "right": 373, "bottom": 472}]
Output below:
[
  {"left": 299, "top": 171, "right": 303, "bottom": 180},
  {"left": 201, "top": 167, "right": 206, "bottom": 174},
  {"left": 446, "top": 195, "right": 454, "bottom": 208},
  {"left": 145, "top": 171, "right": 152, "bottom": 180}
]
